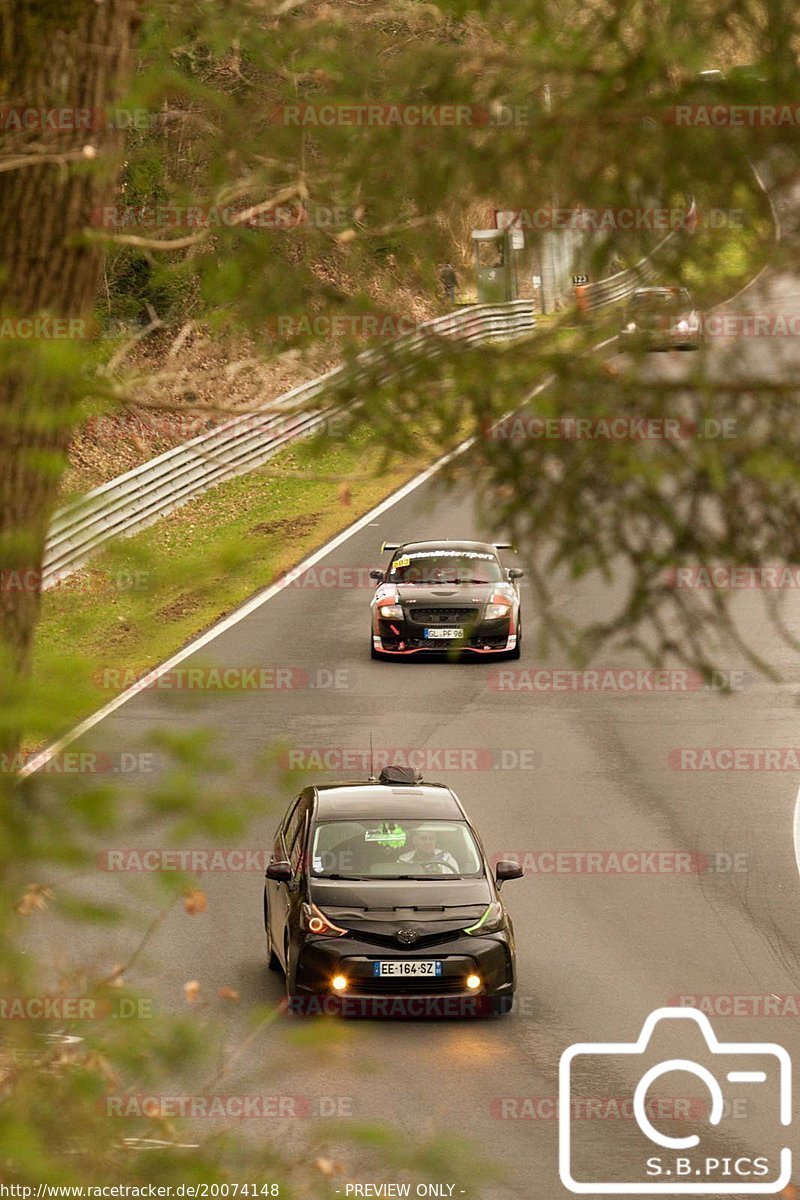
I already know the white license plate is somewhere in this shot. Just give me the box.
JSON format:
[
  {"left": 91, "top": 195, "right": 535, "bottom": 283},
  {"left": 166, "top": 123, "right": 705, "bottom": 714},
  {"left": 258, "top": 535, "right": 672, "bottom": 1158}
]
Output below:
[
  {"left": 373, "top": 961, "right": 443, "bottom": 977},
  {"left": 424, "top": 627, "right": 463, "bottom": 639}
]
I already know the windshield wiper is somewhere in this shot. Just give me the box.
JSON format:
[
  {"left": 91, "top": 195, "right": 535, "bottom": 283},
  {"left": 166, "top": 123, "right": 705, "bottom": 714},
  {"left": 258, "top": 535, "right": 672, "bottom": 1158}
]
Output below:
[
  {"left": 317, "top": 873, "right": 372, "bottom": 880},
  {"left": 390, "top": 873, "right": 463, "bottom": 880}
]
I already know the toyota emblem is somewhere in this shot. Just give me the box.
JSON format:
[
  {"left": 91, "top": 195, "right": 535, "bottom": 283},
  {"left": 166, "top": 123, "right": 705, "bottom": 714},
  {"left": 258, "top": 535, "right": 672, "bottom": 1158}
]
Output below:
[{"left": 396, "top": 927, "right": 419, "bottom": 945}]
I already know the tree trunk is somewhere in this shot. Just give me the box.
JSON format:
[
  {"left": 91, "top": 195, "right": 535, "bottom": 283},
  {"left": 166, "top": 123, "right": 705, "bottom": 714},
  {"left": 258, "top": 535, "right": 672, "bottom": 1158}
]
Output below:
[{"left": 0, "top": 0, "right": 141, "bottom": 752}]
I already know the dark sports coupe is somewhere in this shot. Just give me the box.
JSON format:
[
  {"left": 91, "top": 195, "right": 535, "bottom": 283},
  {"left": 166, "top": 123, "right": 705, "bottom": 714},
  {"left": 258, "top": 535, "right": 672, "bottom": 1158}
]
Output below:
[{"left": 369, "top": 539, "right": 524, "bottom": 660}]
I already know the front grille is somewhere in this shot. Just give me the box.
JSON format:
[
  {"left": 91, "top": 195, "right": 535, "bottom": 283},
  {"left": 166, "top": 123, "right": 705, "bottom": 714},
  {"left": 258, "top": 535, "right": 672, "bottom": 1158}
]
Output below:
[
  {"left": 409, "top": 608, "right": 479, "bottom": 626},
  {"left": 345, "top": 928, "right": 464, "bottom": 950},
  {"left": 345, "top": 976, "right": 468, "bottom": 995}
]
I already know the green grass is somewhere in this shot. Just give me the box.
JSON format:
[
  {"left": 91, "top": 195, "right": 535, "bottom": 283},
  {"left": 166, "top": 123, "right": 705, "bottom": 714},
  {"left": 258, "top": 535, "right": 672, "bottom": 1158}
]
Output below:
[{"left": 29, "top": 428, "right": 431, "bottom": 744}]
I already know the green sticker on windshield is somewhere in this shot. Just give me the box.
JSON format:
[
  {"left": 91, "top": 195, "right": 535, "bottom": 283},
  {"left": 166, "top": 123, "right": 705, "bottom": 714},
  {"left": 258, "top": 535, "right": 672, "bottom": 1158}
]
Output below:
[{"left": 364, "top": 822, "right": 407, "bottom": 848}]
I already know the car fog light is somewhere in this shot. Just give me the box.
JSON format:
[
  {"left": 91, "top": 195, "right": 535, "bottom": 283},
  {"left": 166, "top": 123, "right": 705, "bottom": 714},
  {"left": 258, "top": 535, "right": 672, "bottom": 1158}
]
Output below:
[
  {"left": 466, "top": 974, "right": 481, "bottom": 991},
  {"left": 331, "top": 974, "right": 348, "bottom": 992}
]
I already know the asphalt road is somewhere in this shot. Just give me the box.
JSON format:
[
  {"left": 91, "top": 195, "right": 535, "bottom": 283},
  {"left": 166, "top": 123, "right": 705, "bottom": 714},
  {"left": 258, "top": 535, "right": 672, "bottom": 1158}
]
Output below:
[{"left": 25, "top": 193, "right": 800, "bottom": 1199}]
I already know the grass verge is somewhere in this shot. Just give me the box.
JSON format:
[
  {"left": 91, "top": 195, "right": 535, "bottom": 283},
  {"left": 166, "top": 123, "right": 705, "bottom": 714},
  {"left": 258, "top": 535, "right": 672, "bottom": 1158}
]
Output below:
[{"left": 28, "top": 427, "right": 438, "bottom": 747}]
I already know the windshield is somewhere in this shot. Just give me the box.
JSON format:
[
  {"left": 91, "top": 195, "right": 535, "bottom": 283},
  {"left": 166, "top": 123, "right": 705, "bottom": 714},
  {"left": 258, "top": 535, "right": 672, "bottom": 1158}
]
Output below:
[
  {"left": 310, "top": 818, "right": 484, "bottom": 878},
  {"left": 630, "top": 291, "right": 691, "bottom": 314},
  {"left": 389, "top": 550, "right": 503, "bottom": 585}
]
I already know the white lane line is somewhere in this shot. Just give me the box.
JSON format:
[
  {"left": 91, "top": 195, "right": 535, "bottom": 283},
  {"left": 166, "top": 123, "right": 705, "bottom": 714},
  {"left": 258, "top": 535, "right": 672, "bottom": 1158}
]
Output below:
[
  {"left": 16, "top": 335, "right": 617, "bottom": 778},
  {"left": 793, "top": 785, "right": 800, "bottom": 879},
  {"left": 20, "top": 439, "right": 476, "bottom": 778}
]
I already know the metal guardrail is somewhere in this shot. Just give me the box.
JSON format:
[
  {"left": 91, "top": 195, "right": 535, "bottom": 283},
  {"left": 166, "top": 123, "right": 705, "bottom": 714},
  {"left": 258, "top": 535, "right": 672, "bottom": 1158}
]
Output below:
[
  {"left": 44, "top": 209, "right": 686, "bottom": 589},
  {"left": 574, "top": 226, "right": 685, "bottom": 312},
  {"left": 42, "top": 302, "right": 536, "bottom": 586}
]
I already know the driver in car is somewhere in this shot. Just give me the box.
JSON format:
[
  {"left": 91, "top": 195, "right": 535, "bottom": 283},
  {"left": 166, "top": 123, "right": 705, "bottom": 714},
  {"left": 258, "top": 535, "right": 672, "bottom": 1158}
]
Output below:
[{"left": 398, "top": 827, "right": 459, "bottom": 874}]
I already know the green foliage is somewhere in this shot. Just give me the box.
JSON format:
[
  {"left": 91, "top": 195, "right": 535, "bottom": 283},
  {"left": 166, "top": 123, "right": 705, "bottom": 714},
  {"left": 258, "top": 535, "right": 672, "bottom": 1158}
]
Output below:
[{"left": 3, "top": 0, "right": 800, "bottom": 1189}]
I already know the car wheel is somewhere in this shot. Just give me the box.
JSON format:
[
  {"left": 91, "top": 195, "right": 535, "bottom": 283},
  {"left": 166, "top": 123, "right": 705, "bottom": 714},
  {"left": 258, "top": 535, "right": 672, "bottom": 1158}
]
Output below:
[
  {"left": 508, "top": 618, "right": 522, "bottom": 660},
  {"left": 264, "top": 892, "right": 280, "bottom": 971}
]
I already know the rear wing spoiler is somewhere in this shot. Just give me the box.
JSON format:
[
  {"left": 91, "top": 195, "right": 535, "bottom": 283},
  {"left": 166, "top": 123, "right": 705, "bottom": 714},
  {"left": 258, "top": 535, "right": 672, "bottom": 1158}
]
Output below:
[{"left": 380, "top": 541, "right": 516, "bottom": 552}]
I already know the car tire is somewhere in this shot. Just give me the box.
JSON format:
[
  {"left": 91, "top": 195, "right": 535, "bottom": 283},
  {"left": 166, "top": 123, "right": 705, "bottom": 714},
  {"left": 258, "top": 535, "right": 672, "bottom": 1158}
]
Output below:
[
  {"left": 508, "top": 618, "right": 522, "bottom": 660},
  {"left": 264, "top": 893, "right": 280, "bottom": 971},
  {"left": 284, "top": 935, "right": 298, "bottom": 1008}
]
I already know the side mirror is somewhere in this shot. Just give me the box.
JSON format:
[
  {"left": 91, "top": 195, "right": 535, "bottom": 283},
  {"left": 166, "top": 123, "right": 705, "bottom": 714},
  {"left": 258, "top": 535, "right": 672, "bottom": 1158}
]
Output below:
[
  {"left": 369, "top": 569, "right": 384, "bottom": 582},
  {"left": 507, "top": 568, "right": 524, "bottom": 580},
  {"left": 494, "top": 860, "right": 524, "bottom": 888},
  {"left": 266, "top": 861, "right": 292, "bottom": 883}
]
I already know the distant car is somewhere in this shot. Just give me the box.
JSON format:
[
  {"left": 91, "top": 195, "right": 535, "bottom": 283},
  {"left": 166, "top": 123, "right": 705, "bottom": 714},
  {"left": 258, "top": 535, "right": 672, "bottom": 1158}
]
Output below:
[
  {"left": 620, "top": 286, "right": 702, "bottom": 351},
  {"left": 264, "top": 767, "right": 523, "bottom": 1015},
  {"left": 368, "top": 539, "right": 523, "bottom": 660},
  {"left": 689, "top": 64, "right": 769, "bottom": 102}
]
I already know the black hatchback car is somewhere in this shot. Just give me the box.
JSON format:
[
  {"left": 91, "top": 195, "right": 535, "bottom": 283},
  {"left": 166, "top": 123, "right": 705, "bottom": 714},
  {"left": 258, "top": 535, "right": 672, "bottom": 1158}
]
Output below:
[{"left": 264, "top": 769, "right": 523, "bottom": 1016}]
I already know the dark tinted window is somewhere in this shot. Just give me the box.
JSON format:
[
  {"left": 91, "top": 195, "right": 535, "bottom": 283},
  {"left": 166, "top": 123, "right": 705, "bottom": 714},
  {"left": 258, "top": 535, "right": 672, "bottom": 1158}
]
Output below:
[
  {"left": 289, "top": 809, "right": 309, "bottom": 873},
  {"left": 282, "top": 794, "right": 305, "bottom": 852}
]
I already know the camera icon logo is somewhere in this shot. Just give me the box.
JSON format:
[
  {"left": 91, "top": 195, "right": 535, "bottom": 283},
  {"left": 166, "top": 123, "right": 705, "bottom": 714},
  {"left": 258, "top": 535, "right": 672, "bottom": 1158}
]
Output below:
[{"left": 559, "top": 1006, "right": 792, "bottom": 1193}]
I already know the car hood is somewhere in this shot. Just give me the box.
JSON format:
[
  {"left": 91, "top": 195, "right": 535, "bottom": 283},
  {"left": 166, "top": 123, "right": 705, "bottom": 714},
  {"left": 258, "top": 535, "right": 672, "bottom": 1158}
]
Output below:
[
  {"left": 309, "top": 877, "right": 493, "bottom": 934},
  {"left": 394, "top": 583, "right": 506, "bottom": 605}
]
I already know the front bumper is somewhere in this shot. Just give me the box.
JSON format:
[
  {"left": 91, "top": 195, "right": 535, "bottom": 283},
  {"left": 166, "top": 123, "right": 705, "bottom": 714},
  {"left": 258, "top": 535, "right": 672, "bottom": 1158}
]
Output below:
[
  {"left": 292, "top": 932, "right": 514, "bottom": 1012},
  {"left": 621, "top": 328, "right": 701, "bottom": 350},
  {"left": 374, "top": 614, "right": 516, "bottom": 656}
]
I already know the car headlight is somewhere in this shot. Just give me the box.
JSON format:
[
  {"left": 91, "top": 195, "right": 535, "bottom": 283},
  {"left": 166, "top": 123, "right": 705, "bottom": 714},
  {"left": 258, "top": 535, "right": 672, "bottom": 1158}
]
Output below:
[
  {"left": 485, "top": 603, "right": 512, "bottom": 621},
  {"left": 675, "top": 320, "right": 690, "bottom": 333},
  {"left": 625, "top": 322, "right": 637, "bottom": 332},
  {"left": 377, "top": 603, "right": 403, "bottom": 620},
  {"left": 464, "top": 901, "right": 505, "bottom": 935},
  {"left": 301, "top": 903, "right": 347, "bottom": 937}
]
